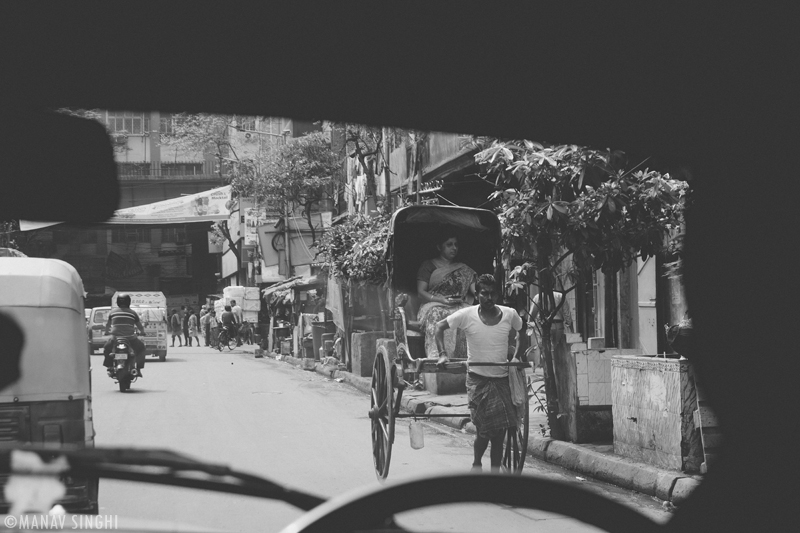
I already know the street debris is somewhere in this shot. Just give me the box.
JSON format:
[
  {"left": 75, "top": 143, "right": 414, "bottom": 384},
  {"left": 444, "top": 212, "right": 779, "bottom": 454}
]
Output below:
[{"left": 576, "top": 477, "right": 586, "bottom": 481}]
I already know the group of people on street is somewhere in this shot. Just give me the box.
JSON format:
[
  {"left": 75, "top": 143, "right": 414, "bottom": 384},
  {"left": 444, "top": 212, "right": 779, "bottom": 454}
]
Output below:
[
  {"left": 168, "top": 300, "right": 255, "bottom": 349},
  {"left": 169, "top": 306, "right": 200, "bottom": 347},
  {"left": 99, "top": 295, "right": 257, "bottom": 384}
]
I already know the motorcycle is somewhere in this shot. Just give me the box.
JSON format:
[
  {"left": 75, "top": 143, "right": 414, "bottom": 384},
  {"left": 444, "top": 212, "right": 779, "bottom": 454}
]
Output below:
[{"left": 109, "top": 337, "right": 138, "bottom": 392}]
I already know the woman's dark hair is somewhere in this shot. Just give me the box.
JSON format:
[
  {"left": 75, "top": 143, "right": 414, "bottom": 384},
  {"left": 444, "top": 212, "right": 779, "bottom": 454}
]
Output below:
[
  {"left": 225, "top": 305, "right": 232, "bottom": 312},
  {"left": 435, "top": 226, "right": 459, "bottom": 247},
  {"left": 475, "top": 273, "right": 496, "bottom": 292}
]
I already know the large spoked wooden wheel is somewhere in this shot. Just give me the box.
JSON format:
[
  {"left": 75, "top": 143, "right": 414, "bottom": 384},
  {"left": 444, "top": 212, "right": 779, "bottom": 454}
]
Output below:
[
  {"left": 501, "top": 393, "right": 529, "bottom": 474},
  {"left": 370, "top": 347, "right": 397, "bottom": 481}
]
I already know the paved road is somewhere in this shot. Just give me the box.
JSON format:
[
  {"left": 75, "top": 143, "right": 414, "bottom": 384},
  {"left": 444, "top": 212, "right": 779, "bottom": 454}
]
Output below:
[{"left": 90, "top": 346, "right": 671, "bottom": 532}]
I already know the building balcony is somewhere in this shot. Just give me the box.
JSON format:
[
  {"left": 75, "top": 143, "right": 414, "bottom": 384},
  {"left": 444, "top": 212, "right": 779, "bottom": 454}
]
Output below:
[{"left": 117, "top": 163, "right": 219, "bottom": 181}]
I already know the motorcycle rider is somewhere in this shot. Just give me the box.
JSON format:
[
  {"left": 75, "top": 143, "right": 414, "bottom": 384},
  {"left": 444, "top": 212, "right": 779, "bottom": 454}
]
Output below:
[{"left": 103, "top": 293, "right": 147, "bottom": 378}]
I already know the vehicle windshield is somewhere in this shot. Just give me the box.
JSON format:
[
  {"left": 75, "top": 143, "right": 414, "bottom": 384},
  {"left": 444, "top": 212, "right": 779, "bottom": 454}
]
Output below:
[{"left": 1, "top": 109, "right": 690, "bottom": 533}]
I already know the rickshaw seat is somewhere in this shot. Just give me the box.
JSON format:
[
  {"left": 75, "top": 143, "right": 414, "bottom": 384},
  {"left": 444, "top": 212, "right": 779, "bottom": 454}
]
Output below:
[{"left": 394, "top": 298, "right": 425, "bottom": 360}]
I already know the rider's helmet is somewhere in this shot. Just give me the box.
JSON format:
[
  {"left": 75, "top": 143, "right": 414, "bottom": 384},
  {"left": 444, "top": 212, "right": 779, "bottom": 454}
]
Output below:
[{"left": 116, "top": 293, "right": 132, "bottom": 307}]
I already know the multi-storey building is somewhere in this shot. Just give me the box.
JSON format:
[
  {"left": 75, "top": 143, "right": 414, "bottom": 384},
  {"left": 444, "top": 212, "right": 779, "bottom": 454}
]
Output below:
[{"left": 19, "top": 112, "right": 320, "bottom": 307}]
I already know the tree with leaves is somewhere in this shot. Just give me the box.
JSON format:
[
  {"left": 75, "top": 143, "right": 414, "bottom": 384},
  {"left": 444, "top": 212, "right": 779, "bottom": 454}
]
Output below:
[
  {"left": 315, "top": 212, "right": 391, "bottom": 287},
  {"left": 230, "top": 131, "right": 343, "bottom": 244},
  {"left": 159, "top": 113, "right": 246, "bottom": 264},
  {"left": 475, "top": 140, "right": 688, "bottom": 441}
]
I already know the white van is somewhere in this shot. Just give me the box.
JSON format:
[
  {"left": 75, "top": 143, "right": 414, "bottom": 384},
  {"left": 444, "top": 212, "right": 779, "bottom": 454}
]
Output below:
[{"left": 111, "top": 291, "right": 169, "bottom": 361}]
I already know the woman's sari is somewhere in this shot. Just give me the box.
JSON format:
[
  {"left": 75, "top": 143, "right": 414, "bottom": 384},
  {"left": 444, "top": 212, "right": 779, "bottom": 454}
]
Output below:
[{"left": 417, "top": 261, "right": 476, "bottom": 360}]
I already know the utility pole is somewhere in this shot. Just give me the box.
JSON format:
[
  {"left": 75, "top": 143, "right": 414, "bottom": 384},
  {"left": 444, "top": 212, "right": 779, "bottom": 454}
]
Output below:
[
  {"left": 282, "top": 129, "right": 292, "bottom": 279},
  {"left": 383, "top": 127, "right": 392, "bottom": 212},
  {"left": 235, "top": 123, "right": 293, "bottom": 280}
]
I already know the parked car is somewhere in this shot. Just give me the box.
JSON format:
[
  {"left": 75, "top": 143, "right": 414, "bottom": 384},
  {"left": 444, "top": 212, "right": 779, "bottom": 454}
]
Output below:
[{"left": 86, "top": 306, "right": 111, "bottom": 354}]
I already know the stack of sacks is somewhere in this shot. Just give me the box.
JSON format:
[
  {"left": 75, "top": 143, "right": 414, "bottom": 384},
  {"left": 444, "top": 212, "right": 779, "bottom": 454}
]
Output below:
[
  {"left": 223, "top": 285, "right": 245, "bottom": 307},
  {"left": 242, "top": 286, "right": 261, "bottom": 324}
]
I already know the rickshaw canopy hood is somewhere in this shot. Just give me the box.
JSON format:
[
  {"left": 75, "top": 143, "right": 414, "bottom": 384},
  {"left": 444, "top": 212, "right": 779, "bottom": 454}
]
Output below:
[
  {"left": 386, "top": 205, "right": 502, "bottom": 294},
  {"left": 0, "top": 258, "right": 90, "bottom": 402}
]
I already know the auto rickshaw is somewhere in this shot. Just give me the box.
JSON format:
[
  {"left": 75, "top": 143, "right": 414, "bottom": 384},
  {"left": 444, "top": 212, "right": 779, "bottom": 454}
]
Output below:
[
  {"left": 0, "top": 258, "right": 98, "bottom": 514},
  {"left": 369, "top": 205, "right": 531, "bottom": 480}
]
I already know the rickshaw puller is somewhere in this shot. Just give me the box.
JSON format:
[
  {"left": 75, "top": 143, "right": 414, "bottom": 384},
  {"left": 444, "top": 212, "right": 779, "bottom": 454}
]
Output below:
[
  {"left": 435, "top": 274, "right": 524, "bottom": 472},
  {"left": 102, "top": 293, "right": 147, "bottom": 378}
]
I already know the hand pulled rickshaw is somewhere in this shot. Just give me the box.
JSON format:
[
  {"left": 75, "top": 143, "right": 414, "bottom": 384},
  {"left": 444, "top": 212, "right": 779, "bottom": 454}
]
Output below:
[{"left": 368, "top": 205, "right": 531, "bottom": 480}]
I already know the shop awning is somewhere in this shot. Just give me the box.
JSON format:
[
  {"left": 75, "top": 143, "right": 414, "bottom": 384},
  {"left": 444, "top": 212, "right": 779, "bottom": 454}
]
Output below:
[
  {"left": 261, "top": 275, "right": 323, "bottom": 298},
  {"left": 20, "top": 186, "right": 233, "bottom": 230}
]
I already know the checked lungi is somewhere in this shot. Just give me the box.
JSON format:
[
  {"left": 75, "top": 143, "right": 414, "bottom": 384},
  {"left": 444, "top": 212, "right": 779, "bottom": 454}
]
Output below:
[{"left": 466, "top": 372, "right": 518, "bottom": 439}]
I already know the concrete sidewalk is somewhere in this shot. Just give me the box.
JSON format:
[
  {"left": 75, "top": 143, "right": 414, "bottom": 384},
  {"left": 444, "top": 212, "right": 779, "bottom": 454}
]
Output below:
[{"left": 249, "top": 348, "right": 702, "bottom": 506}]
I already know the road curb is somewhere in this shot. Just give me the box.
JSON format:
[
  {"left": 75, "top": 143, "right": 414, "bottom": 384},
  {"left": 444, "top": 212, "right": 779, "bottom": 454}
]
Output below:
[
  {"left": 259, "top": 350, "right": 699, "bottom": 504},
  {"left": 671, "top": 477, "right": 702, "bottom": 505}
]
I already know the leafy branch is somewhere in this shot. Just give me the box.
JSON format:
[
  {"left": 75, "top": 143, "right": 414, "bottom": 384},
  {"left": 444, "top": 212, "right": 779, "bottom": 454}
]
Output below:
[
  {"left": 475, "top": 139, "right": 689, "bottom": 441},
  {"left": 315, "top": 213, "right": 391, "bottom": 287}
]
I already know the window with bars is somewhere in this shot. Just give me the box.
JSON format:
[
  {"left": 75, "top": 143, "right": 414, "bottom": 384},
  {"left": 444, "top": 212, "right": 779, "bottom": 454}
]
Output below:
[
  {"left": 159, "top": 113, "right": 187, "bottom": 134},
  {"left": 162, "top": 227, "right": 186, "bottom": 243},
  {"left": 111, "top": 228, "right": 151, "bottom": 243},
  {"left": 238, "top": 117, "right": 256, "bottom": 131},
  {"left": 160, "top": 113, "right": 173, "bottom": 134},
  {"left": 260, "top": 117, "right": 285, "bottom": 136},
  {"left": 105, "top": 111, "right": 150, "bottom": 134}
]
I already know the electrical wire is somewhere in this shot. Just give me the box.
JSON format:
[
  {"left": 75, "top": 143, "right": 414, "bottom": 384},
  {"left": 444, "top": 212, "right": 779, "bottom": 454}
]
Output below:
[{"left": 291, "top": 216, "right": 316, "bottom": 262}]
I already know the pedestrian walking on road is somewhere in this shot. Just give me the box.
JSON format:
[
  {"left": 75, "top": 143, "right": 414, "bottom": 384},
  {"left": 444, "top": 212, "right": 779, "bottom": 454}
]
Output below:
[
  {"left": 170, "top": 309, "right": 182, "bottom": 347},
  {"left": 198, "top": 307, "right": 207, "bottom": 344},
  {"left": 208, "top": 310, "right": 220, "bottom": 348},
  {"left": 188, "top": 308, "right": 200, "bottom": 347},
  {"left": 435, "top": 273, "right": 523, "bottom": 472},
  {"left": 201, "top": 309, "right": 212, "bottom": 346},
  {"left": 182, "top": 306, "right": 190, "bottom": 346}
]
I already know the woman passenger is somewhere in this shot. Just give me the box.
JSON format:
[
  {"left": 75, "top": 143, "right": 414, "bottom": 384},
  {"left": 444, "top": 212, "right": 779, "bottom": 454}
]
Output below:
[{"left": 416, "top": 230, "right": 476, "bottom": 360}]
